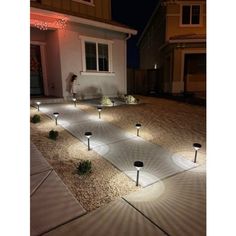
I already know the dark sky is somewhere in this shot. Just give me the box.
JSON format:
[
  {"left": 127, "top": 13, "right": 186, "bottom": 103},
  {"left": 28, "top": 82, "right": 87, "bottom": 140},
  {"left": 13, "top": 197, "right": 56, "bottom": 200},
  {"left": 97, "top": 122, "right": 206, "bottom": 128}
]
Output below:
[{"left": 111, "top": 0, "right": 159, "bottom": 68}]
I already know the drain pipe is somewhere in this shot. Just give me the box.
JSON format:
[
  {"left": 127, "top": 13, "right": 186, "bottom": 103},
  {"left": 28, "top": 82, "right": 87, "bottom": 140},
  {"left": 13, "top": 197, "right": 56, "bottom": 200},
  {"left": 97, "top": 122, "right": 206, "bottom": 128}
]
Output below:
[{"left": 124, "top": 33, "right": 132, "bottom": 94}]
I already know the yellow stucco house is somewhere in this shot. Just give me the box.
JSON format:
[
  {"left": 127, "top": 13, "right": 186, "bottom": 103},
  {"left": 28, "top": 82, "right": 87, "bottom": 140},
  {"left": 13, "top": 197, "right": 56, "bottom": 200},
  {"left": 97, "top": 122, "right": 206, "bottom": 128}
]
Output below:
[{"left": 138, "top": 0, "right": 206, "bottom": 96}]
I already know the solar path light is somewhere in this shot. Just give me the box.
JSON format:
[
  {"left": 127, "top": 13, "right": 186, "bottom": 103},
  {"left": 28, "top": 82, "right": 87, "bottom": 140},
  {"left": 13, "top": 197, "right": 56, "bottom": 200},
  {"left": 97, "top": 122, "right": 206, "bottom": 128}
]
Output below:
[
  {"left": 72, "top": 98, "right": 77, "bottom": 107},
  {"left": 97, "top": 107, "right": 102, "bottom": 119},
  {"left": 53, "top": 112, "right": 59, "bottom": 125},
  {"left": 112, "top": 100, "right": 115, "bottom": 107},
  {"left": 36, "top": 101, "right": 41, "bottom": 111},
  {"left": 193, "top": 143, "right": 202, "bottom": 163},
  {"left": 134, "top": 161, "right": 144, "bottom": 186},
  {"left": 85, "top": 132, "right": 92, "bottom": 150},
  {"left": 135, "top": 123, "right": 141, "bottom": 136}
]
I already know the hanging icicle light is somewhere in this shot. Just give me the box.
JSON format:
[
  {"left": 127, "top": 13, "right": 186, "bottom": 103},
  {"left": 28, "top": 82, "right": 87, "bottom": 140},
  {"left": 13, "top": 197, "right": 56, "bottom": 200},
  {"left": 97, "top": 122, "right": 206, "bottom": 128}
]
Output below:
[
  {"left": 55, "top": 18, "right": 67, "bottom": 30},
  {"left": 35, "top": 21, "right": 48, "bottom": 31}
]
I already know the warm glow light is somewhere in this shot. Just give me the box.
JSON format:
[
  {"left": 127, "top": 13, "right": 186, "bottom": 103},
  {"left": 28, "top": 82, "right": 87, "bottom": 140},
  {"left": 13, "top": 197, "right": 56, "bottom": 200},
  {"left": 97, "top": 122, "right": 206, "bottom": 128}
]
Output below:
[
  {"left": 53, "top": 112, "right": 59, "bottom": 118},
  {"left": 84, "top": 131, "right": 92, "bottom": 139},
  {"left": 36, "top": 101, "right": 41, "bottom": 106}
]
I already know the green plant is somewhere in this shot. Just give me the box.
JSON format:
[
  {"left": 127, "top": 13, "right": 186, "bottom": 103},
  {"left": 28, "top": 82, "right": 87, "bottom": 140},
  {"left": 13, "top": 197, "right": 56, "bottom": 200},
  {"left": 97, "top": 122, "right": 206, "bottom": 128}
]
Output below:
[
  {"left": 76, "top": 160, "right": 92, "bottom": 175},
  {"left": 31, "top": 114, "right": 41, "bottom": 123},
  {"left": 101, "top": 96, "right": 112, "bottom": 106},
  {"left": 125, "top": 95, "right": 137, "bottom": 104},
  {"left": 49, "top": 130, "right": 59, "bottom": 140}
]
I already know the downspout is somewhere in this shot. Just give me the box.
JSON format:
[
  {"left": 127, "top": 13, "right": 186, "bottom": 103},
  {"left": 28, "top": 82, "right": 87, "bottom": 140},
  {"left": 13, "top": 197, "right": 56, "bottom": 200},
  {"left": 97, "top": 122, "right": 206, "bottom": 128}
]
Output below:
[{"left": 123, "top": 33, "right": 132, "bottom": 94}]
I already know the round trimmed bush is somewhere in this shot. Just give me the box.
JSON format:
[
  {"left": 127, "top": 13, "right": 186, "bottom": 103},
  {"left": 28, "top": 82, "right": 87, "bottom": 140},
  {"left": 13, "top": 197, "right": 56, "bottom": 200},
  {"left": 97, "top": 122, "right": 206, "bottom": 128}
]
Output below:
[
  {"left": 76, "top": 160, "right": 92, "bottom": 175},
  {"left": 49, "top": 130, "right": 59, "bottom": 140},
  {"left": 31, "top": 114, "right": 41, "bottom": 123}
]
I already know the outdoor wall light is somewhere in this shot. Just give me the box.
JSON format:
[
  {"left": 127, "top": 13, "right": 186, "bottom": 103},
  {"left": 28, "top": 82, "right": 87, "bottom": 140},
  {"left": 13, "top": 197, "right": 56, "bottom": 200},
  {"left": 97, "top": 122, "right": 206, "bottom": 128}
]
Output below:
[
  {"left": 36, "top": 101, "right": 41, "bottom": 111},
  {"left": 53, "top": 112, "right": 59, "bottom": 125},
  {"left": 135, "top": 123, "right": 142, "bottom": 136},
  {"left": 97, "top": 107, "right": 102, "bottom": 119},
  {"left": 193, "top": 143, "right": 202, "bottom": 163},
  {"left": 72, "top": 98, "right": 77, "bottom": 107},
  {"left": 85, "top": 132, "right": 92, "bottom": 150},
  {"left": 134, "top": 161, "right": 144, "bottom": 186}
]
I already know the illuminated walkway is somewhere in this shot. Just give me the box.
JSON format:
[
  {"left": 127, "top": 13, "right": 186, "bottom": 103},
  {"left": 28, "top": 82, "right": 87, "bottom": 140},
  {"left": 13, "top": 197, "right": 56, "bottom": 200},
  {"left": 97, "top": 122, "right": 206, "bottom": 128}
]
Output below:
[{"left": 39, "top": 103, "right": 197, "bottom": 187}]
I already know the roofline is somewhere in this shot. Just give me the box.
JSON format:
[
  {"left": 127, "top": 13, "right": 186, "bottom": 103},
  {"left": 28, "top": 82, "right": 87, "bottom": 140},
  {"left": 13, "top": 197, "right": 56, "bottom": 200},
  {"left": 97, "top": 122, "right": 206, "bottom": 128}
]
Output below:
[
  {"left": 137, "top": 1, "right": 161, "bottom": 46},
  {"left": 30, "top": 7, "right": 137, "bottom": 35}
]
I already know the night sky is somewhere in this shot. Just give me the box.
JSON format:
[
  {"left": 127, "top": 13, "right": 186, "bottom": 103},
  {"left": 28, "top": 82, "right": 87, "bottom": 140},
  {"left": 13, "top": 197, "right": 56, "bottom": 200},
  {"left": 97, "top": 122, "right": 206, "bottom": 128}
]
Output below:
[{"left": 111, "top": 0, "right": 159, "bottom": 68}]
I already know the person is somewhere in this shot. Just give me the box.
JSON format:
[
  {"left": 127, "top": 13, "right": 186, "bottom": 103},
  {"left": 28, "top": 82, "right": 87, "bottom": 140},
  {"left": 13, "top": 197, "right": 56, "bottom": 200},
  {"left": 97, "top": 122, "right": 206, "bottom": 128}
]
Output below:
[{"left": 70, "top": 74, "right": 78, "bottom": 98}]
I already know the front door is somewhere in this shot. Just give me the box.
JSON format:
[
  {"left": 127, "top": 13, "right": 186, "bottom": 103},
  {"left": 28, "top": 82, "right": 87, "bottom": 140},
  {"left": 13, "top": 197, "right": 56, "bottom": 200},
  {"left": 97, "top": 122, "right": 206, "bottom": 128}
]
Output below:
[{"left": 30, "top": 44, "right": 44, "bottom": 96}]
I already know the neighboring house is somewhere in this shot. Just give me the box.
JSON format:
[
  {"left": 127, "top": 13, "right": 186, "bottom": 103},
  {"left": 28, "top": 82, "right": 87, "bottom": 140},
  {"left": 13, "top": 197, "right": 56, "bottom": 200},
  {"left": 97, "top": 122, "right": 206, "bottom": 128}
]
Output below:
[
  {"left": 30, "top": 0, "right": 137, "bottom": 100},
  {"left": 138, "top": 0, "right": 206, "bottom": 95}
]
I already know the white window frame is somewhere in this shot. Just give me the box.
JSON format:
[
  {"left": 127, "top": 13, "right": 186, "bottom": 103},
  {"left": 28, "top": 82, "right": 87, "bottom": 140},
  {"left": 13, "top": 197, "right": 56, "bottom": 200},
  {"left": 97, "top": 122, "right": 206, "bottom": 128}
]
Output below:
[
  {"left": 80, "top": 36, "right": 114, "bottom": 76},
  {"left": 180, "top": 3, "right": 202, "bottom": 27},
  {"left": 72, "top": 0, "right": 95, "bottom": 7}
]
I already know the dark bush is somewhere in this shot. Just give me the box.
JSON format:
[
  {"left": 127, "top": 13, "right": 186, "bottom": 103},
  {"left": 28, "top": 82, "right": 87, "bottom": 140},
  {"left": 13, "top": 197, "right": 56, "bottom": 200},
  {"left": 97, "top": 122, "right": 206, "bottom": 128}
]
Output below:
[
  {"left": 76, "top": 160, "right": 92, "bottom": 175},
  {"left": 49, "top": 130, "right": 59, "bottom": 140},
  {"left": 31, "top": 114, "right": 41, "bottom": 123}
]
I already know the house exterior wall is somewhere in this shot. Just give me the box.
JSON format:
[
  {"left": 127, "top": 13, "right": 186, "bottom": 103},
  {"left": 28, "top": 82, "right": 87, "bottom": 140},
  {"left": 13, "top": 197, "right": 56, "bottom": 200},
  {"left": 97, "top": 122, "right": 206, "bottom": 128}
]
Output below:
[
  {"left": 31, "top": 0, "right": 111, "bottom": 20},
  {"left": 165, "top": 1, "right": 206, "bottom": 40},
  {"left": 57, "top": 24, "right": 127, "bottom": 99},
  {"left": 139, "top": 0, "right": 206, "bottom": 94}
]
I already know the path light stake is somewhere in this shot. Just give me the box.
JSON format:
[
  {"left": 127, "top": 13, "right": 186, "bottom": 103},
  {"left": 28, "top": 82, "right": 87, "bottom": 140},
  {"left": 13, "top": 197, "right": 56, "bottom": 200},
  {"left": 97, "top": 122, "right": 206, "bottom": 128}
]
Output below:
[
  {"left": 36, "top": 101, "right": 41, "bottom": 111},
  {"left": 53, "top": 112, "right": 59, "bottom": 125},
  {"left": 85, "top": 132, "right": 92, "bottom": 151},
  {"left": 72, "top": 98, "right": 77, "bottom": 107},
  {"left": 136, "top": 123, "right": 141, "bottom": 136},
  {"left": 134, "top": 161, "right": 144, "bottom": 186},
  {"left": 97, "top": 107, "right": 102, "bottom": 119},
  {"left": 112, "top": 100, "right": 115, "bottom": 107},
  {"left": 193, "top": 143, "right": 202, "bottom": 163}
]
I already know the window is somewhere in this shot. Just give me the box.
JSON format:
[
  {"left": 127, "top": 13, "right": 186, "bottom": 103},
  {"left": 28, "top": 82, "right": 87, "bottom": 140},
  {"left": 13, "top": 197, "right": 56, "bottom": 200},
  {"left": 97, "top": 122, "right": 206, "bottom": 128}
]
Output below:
[
  {"left": 181, "top": 5, "right": 201, "bottom": 25},
  {"left": 81, "top": 36, "right": 113, "bottom": 75}
]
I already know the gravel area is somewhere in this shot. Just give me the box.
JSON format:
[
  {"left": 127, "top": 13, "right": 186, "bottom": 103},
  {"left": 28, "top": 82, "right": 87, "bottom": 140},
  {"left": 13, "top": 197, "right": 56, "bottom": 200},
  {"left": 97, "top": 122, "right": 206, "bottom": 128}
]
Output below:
[
  {"left": 79, "top": 96, "right": 206, "bottom": 165},
  {"left": 30, "top": 108, "right": 139, "bottom": 212}
]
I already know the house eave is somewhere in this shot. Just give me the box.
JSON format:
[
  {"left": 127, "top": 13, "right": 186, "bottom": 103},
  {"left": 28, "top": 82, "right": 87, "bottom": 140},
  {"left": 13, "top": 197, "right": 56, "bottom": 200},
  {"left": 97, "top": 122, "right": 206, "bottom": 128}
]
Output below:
[{"left": 30, "top": 7, "right": 137, "bottom": 35}]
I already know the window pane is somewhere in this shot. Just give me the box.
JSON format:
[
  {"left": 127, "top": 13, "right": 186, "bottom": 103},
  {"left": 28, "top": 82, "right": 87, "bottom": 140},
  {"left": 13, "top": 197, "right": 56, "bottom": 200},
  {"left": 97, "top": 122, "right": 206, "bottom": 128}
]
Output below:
[
  {"left": 192, "top": 5, "right": 200, "bottom": 24},
  {"left": 98, "top": 44, "right": 109, "bottom": 71},
  {"left": 85, "top": 42, "right": 97, "bottom": 70},
  {"left": 182, "top": 6, "right": 190, "bottom": 24}
]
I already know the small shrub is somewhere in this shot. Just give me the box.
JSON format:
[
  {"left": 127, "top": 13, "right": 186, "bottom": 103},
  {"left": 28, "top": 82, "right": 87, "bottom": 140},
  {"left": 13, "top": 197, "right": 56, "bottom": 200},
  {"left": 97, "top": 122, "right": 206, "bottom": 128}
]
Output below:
[
  {"left": 31, "top": 114, "right": 41, "bottom": 123},
  {"left": 49, "top": 130, "right": 59, "bottom": 140},
  {"left": 76, "top": 160, "right": 92, "bottom": 175},
  {"left": 125, "top": 95, "right": 137, "bottom": 104},
  {"left": 101, "top": 96, "right": 112, "bottom": 106}
]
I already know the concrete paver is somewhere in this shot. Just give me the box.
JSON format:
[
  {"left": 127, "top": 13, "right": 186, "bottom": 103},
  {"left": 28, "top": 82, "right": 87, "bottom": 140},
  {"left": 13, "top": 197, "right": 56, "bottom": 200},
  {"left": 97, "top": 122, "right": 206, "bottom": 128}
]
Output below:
[
  {"left": 30, "top": 144, "right": 86, "bottom": 236},
  {"left": 124, "top": 165, "right": 206, "bottom": 236},
  {"left": 31, "top": 143, "right": 52, "bottom": 175},
  {"left": 43, "top": 199, "right": 167, "bottom": 236}
]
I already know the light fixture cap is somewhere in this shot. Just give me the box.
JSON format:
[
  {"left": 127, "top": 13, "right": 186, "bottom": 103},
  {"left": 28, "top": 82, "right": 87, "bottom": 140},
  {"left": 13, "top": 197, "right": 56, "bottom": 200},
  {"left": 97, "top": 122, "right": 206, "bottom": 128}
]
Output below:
[
  {"left": 53, "top": 112, "right": 59, "bottom": 118},
  {"left": 134, "top": 161, "right": 144, "bottom": 169},
  {"left": 85, "top": 131, "right": 92, "bottom": 138},
  {"left": 136, "top": 123, "right": 141, "bottom": 129},
  {"left": 97, "top": 107, "right": 102, "bottom": 111},
  {"left": 193, "top": 143, "right": 202, "bottom": 150}
]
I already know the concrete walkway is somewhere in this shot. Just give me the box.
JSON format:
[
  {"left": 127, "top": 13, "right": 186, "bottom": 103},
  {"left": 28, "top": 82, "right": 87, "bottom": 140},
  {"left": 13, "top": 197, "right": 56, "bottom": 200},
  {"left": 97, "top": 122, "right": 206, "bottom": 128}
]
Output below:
[
  {"left": 30, "top": 144, "right": 86, "bottom": 236},
  {"left": 39, "top": 103, "right": 197, "bottom": 187}
]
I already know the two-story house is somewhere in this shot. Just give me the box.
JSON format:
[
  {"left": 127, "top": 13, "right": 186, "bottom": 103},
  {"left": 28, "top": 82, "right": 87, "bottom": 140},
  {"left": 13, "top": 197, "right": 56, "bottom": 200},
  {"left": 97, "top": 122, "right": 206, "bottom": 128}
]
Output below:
[
  {"left": 30, "top": 0, "right": 137, "bottom": 100},
  {"left": 138, "top": 0, "right": 206, "bottom": 96}
]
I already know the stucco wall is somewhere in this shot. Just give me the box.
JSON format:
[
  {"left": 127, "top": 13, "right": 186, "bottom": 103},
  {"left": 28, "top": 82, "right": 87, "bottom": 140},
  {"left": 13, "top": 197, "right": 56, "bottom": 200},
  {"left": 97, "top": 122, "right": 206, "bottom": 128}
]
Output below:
[{"left": 58, "top": 24, "right": 127, "bottom": 100}]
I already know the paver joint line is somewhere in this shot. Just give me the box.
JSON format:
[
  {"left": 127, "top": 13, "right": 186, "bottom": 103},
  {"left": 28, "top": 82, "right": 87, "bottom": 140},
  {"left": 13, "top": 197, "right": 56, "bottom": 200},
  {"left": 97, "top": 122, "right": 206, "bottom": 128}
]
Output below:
[
  {"left": 31, "top": 169, "right": 53, "bottom": 197},
  {"left": 40, "top": 212, "right": 87, "bottom": 236},
  {"left": 30, "top": 168, "right": 53, "bottom": 176},
  {"left": 121, "top": 198, "right": 171, "bottom": 236}
]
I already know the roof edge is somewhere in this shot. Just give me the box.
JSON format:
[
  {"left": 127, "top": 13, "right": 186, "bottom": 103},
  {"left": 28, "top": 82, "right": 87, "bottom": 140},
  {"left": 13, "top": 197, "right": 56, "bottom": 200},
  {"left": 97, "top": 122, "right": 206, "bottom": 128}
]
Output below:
[{"left": 30, "top": 7, "right": 137, "bottom": 35}]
